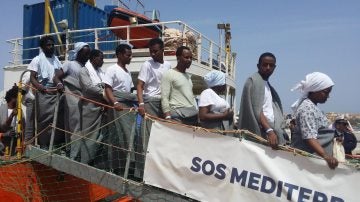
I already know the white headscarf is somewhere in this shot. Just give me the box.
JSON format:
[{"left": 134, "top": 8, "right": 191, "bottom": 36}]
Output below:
[
  {"left": 291, "top": 72, "right": 334, "bottom": 111},
  {"left": 68, "top": 42, "right": 89, "bottom": 61},
  {"left": 204, "top": 70, "right": 226, "bottom": 88}
]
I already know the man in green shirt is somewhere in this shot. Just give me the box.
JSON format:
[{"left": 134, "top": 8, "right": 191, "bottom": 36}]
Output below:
[{"left": 161, "top": 46, "right": 198, "bottom": 125}]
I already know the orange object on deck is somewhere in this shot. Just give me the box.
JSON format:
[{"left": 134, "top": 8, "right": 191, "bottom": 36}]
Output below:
[
  {"left": 0, "top": 162, "right": 136, "bottom": 201},
  {"left": 108, "top": 7, "right": 161, "bottom": 48}
]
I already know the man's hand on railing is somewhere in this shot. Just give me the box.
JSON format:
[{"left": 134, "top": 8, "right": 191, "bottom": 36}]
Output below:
[
  {"left": 138, "top": 103, "right": 145, "bottom": 116},
  {"left": 56, "top": 83, "right": 65, "bottom": 93}
]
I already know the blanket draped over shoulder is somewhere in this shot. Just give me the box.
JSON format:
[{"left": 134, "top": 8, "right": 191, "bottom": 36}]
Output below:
[
  {"left": 105, "top": 91, "right": 139, "bottom": 177},
  {"left": 291, "top": 98, "right": 334, "bottom": 155},
  {"left": 238, "top": 72, "right": 286, "bottom": 144},
  {"left": 77, "top": 68, "right": 108, "bottom": 164}
]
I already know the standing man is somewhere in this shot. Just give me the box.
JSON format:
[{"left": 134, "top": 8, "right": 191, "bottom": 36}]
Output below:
[
  {"left": 78, "top": 49, "right": 106, "bottom": 165},
  {"left": 104, "top": 43, "right": 135, "bottom": 108},
  {"left": 161, "top": 46, "right": 198, "bottom": 125},
  {"left": 137, "top": 38, "right": 171, "bottom": 117},
  {"left": 103, "top": 43, "right": 137, "bottom": 175},
  {"left": 136, "top": 38, "right": 171, "bottom": 179},
  {"left": 28, "top": 36, "right": 63, "bottom": 149},
  {"left": 237, "top": 52, "right": 287, "bottom": 148},
  {"left": 53, "top": 42, "right": 90, "bottom": 159}
]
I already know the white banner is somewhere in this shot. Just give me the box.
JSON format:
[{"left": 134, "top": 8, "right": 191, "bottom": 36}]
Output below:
[{"left": 144, "top": 121, "right": 359, "bottom": 202}]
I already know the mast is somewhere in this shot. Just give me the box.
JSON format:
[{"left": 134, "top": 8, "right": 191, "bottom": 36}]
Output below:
[{"left": 44, "top": 0, "right": 50, "bottom": 33}]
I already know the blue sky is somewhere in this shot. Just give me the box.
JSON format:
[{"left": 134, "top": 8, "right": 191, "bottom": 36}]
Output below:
[{"left": 1, "top": 0, "right": 359, "bottom": 113}]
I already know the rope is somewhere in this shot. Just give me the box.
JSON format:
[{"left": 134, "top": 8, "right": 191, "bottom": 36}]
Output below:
[
  {"left": 145, "top": 114, "right": 323, "bottom": 159},
  {"left": 15, "top": 82, "right": 360, "bottom": 168},
  {"left": 3, "top": 109, "right": 143, "bottom": 166},
  {"left": 20, "top": 82, "right": 134, "bottom": 110}
]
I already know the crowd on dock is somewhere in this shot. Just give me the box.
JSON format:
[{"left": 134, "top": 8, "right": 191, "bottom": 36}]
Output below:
[{"left": 0, "top": 35, "right": 358, "bottom": 171}]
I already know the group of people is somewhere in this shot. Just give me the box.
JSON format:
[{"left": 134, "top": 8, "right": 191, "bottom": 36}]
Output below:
[
  {"left": 0, "top": 36, "right": 233, "bottom": 175},
  {"left": 238, "top": 52, "right": 357, "bottom": 169},
  {"left": 0, "top": 35, "right": 356, "bottom": 172}
]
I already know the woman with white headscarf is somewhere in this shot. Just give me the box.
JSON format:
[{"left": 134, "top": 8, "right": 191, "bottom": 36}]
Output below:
[
  {"left": 291, "top": 72, "right": 338, "bottom": 169},
  {"left": 198, "top": 70, "right": 233, "bottom": 130}
]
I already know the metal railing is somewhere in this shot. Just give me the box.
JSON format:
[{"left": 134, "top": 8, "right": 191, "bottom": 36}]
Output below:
[{"left": 6, "top": 21, "right": 236, "bottom": 78}]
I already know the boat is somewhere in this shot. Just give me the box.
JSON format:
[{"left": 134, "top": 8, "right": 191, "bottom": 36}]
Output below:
[
  {"left": 107, "top": 7, "right": 162, "bottom": 48},
  {"left": 0, "top": 0, "right": 237, "bottom": 201}
]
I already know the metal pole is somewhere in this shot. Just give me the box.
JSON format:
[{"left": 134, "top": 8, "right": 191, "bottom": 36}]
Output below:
[
  {"left": 49, "top": 93, "right": 60, "bottom": 152},
  {"left": 94, "top": 29, "right": 99, "bottom": 49},
  {"left": 44, "top": 0, "right": 50, "bottom": 33}
]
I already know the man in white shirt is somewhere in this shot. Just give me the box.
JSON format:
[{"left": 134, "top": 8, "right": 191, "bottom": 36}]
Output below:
[
  {"left": 27, "top": 36, "right": 64, "bottom": 149},
  {"left": 21, "top": 71, "right": 35, "bottom": 142},
  {"left": 137, "top": 38, "right": 171, "bottom": 117},
  {"left": 104, "top": 43, "right": 134, "bottom": 110},
  {"left": 238, "top": 52, "right": 287, "bottom": 149},
  {"left": 103, "top": 43, "right": 137, "bottom": 175}
]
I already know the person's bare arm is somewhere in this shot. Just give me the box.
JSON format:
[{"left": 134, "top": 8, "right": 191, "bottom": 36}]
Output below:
[
  {"left": 306, "top": 138, "right": 338, "bottom": 169},
  {"left": 136, "top": 80, "right": 146, "bottom": 116},
  {"left": 30, "top": 71, "right": 46, "bottom": 93},
  {"left": 53, "top": 69, "right": 65, "bottom": 92},
  {"left": 260, "top": 111, "right": 278, "bottom": 149},
  {"left": 199, "top": 106, "right": 233, "bottom": 122},
  {"left": 105, "top": 84, "right": 122, "bottom": 111}
]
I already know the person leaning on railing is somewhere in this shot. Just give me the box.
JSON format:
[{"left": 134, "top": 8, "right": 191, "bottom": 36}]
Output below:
[
  {"left": 333, "top": 118, "right": 358, "bottom": 155},
  {"left": 237, "top": 52, "right": 288, "bottom": 149},
  {"left": 161, "top": 46, "right": 198, "bottom": 126},
  {"left": 291, "top": 72, "right": 338, "bottom": 169},
  {"left": 198, "top": 70, "right": 233, "bottom": 130},
  {"left": 27, "top": 35, "right": 63, "bottom": 149},
  {"left": 137, "top": 38, "right": 171, "bottom": 118}
]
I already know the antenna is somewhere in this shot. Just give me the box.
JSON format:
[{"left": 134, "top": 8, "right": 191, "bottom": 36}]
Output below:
[
  {"left": 117, "top": 0, "right": 130, "bottom": 9},
  {"left": 135, "top": 0, "right": 145, "bottom": 9}
]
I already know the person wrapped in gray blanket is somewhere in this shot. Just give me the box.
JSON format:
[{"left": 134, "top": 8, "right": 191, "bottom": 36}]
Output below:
[
  {"left": 291, "top": 72, "right": 338, "bottom": 169},
  {"left": 161, "top": 46, "right": 198, "bottom": 125},
  {"left": 54, "top": 42, "right": 91, "bottom": 159},
  {"left": 237, "top": 52, "right": 288, "bottom": 149},
  {"left": 77, "top": 49, "right": 107, "bottom": 165},
  {"left": 104, "top": 44, "right": 138, "bottom": 176},
  {"left": 28, "top": 36, "right": 64, "bottom": 149}
]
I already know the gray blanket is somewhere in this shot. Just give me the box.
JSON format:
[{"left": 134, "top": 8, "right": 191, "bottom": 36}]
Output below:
[
  {"left": 23, "top": 97, "right": 35, "bottom": 142},
  {"left": 35, "top": 91, "right": 65, "bottom": 148},
  {"left": 64, "top": 76, "right": 83, "bottom": 159},
  {"left": 76, "top": 68, "right": 108, "bottom": 164},
  {"left": 0, "top": 104, "right": 13, "bottom": 133},
  {"left": 237, "top": 72, "right": 286, "bottom": 144},
  {"left": 143, "top": 96, "right": 162, "bottom": 117},
  {"left": 105, "top": 91, "right": 138, "bottom": 177},
  {"left": 291, "top": 98, "right": 334, "bottom": 155},
  {"left": 141, "top": 96, "right": 162, "bottom": 149}
]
